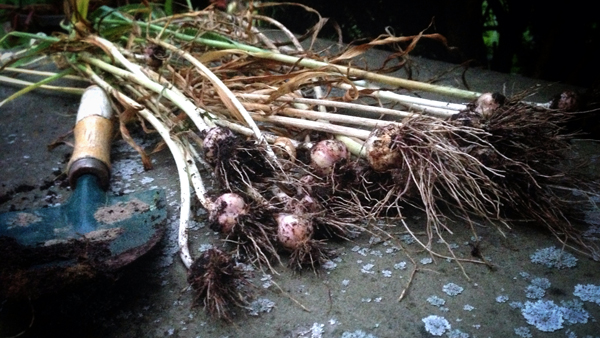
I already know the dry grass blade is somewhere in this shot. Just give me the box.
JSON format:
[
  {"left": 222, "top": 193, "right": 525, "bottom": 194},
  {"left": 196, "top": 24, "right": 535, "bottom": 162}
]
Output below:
[{"left": 332, "top": 29, "right": 450, "bottom": 64}]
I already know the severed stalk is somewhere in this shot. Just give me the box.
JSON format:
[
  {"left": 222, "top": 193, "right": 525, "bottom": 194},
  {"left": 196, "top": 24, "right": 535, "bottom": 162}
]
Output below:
[{"left": 335, "top": 135, "right": 365, "bottom": 157}]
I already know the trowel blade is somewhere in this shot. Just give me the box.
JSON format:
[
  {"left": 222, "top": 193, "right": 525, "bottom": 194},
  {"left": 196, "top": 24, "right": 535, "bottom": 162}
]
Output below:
[
  {"left": 0, "top": 189, "right": 166, "bottom": 261},
  {"left": 0, "top": 188, "right": 167, "bottom": 299}
]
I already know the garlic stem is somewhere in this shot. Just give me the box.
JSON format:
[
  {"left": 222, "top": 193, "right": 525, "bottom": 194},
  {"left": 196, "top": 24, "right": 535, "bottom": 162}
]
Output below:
[
  {"left": 338, "top": 83, "right": 466, "bottom": 117},
  {"left": 81, "top": 54, "right": 210, "bottom": 133},
  {"left": 2, "top": 67, "right": 88, "bottom": 81},
  {"left": 115, "top": 18, "right": 483, "bottom": 99},
  {"left": 250, "top": 113, "right": 371, "bottom": 139},
  {"left": 182, "top": 138, "right": 213, "bottom": 210},
  {"left": 237, "top": 93, "right": 419, "bottom": 120},
  {"left": 0, "top": 75, "right": 85, "bottom": 97},
  {"left": 243, "top": 101, "right": 400, "bottom": 128}
]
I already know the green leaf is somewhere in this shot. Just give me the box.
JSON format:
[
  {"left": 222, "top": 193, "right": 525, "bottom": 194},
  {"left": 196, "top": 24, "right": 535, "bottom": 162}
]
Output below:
[
  {"left": 0, "top": 68, "right": 76, "bottom": 108},
  {"left": 89, "top": 5, "right": 132, "bottom": 23},
  {"left": 0, "top": 35, "right": 57, "bottom": 69},
  {"left": 0, "top": 31, "right": 60, "bottom": 46},
  {"left": 98, "top": 25, "right": 135, "bottom": 41},
  {"left": 76, "top": 0, "right": 90, "bottom": 21},
  {"left": 199, "top": 31, "right": 237, "bottom": 44},
  {"left": 165, "top": 0, "right": 174, "bottom": 16}
]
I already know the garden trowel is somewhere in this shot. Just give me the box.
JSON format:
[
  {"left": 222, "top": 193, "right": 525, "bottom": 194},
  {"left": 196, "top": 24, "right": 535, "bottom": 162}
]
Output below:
[{"left": 0, "top": 86, "right": 166, "bottom": 299}]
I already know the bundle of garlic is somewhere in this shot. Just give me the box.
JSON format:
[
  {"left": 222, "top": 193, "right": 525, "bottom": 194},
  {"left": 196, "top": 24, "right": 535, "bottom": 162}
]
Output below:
[{"left": 2, "top": 2, "right": 598, "bottom": 320}]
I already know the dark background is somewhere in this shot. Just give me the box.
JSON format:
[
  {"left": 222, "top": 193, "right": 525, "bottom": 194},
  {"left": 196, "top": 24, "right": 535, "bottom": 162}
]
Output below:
[{"left": 259, "top": 0, "right": 599, "bottom": 88}]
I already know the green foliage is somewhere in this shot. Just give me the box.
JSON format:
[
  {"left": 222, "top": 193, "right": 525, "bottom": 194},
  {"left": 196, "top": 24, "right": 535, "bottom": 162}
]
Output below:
[
  {"left": 165, "top": 0, "right": 174, "bottom": 16},
  {"left": 75, "top": 0, "right": 90, "bottom": 21},
  {"left": 88, "top": 4, "right": 168, "bottom": 40},
  {"left": 90, "top": 3, "right": 167, "bottom": 22},
  {"left": 0, "top": 25, "right": 19, "bottom": 49},
  {"left": 481, "top": 0, "right": 498, "bottom": 61},
  {"left": 0, "top": 30, "right": 55, "bottom": 51}
]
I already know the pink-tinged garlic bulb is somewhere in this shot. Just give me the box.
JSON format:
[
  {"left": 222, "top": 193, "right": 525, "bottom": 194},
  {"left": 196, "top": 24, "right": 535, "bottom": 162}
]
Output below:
[
  {"left": 310, "top": 139, "right": 349, "bottom": 175},
  {"left": 202, "top": 127, "right": 234, "bottom": 165},
  {"left": 474, "top": 92, "right": 505, "bottom": 119},
  {"left": 276, "top": 213, "right": 314, "bottom": 250},
  {"left": 364, "top": 124, "right": 403, "bottom": 172},
  {"left": 210, "top": 193, "right": 248, "bottom": 233}
]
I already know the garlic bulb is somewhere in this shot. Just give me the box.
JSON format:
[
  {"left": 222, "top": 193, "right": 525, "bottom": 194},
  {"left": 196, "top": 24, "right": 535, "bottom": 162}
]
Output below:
[
  {"left": 310, "top": 139, "right": 349, "bottom": 175},
  {"left": 474, "top": 92, "right": 505, "bottom": 119},
  {"left": 210, "top": 193, "right": 248, "bottom": 233},
  {"left": 364, "top": 124, "right": 403, "bottom": 172},
  {"left": 273, "top": 136, "right": 297, "bottom": 162},
  {"left": 276, "top": 213, "right": 313, "bottom": 250},
  {"left": 550, "top": 91, "right": 580, "bottom": 112}
]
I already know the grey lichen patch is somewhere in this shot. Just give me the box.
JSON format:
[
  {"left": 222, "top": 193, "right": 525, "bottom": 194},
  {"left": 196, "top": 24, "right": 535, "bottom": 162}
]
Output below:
[
  {"left": 573, "top": 284, "right": 600, "bottom": 305},
  {"left": 247, "top": 298, "right": 275, "bottom": 316},
  {"left": 426, "top": 295, "right": 446, "bottom": 307},
  {"left": 530, "top": 246, "right": 578, "bottom": 269},
  {"left": 521, "top": 300, "right": 564, "bottom": 332},
  {"left": 422, "top": 315, "right": 451, "bottom": 336},
  {"left": 94, "top": 198, "right": 150, "bottom": 224},
  {"left": 442, "top": 283, "right": 464, "bottom": 296}
]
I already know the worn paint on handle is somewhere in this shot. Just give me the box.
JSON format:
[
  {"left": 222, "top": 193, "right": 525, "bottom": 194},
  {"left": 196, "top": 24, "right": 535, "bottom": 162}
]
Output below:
[{"left": 68, "top": 115, "right": 113, "bottom": 170}]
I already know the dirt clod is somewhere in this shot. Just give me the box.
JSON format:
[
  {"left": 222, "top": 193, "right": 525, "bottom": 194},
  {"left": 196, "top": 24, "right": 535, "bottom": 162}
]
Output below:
[{"left": 94, "top": 198, "right": 150, "bottom": 224}]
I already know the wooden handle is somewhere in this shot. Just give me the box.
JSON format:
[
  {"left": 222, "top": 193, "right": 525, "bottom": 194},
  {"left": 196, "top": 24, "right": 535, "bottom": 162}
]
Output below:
[{"left": 67, "top": 86, "right": 113, "bottom": 189}]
